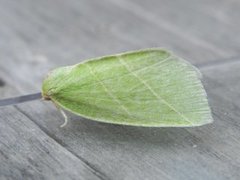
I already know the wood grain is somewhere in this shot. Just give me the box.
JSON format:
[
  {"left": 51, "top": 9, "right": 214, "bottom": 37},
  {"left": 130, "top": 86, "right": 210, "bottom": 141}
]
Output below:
[{"left": 0, "top": 0, "right": 240, "bottom": 179}]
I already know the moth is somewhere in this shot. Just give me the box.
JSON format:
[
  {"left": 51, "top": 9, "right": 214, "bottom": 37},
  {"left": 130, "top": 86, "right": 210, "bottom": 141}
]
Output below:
[{"left": 42, "top": 48, "right": 213, "bottom": 127}]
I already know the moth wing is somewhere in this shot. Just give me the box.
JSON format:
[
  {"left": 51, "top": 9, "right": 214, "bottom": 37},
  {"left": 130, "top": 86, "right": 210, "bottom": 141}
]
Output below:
[{"left": 43, "top": 49, "right": 213, "bottom": 127}]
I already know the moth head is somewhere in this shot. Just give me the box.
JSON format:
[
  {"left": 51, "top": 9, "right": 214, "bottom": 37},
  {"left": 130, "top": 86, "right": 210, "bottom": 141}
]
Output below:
[{"left": 41, "top": 66, "right": 73, "bottom": 100}]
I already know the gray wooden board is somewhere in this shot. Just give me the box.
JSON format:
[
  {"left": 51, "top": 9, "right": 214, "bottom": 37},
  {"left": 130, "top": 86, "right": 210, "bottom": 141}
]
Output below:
[
  {"left": 115, "top": 0, "right": 240, "bottom": 55},
  {"left": 0, "top": 0, "right": 240, "bottom": 179},
  {"left": 0, "top": 107, "right": 103, "bottom": 180}
]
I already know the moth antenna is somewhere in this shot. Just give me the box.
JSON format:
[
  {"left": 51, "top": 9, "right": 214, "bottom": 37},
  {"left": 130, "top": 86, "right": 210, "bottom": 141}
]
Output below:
[{"left": 59, "top": 108, "right": 68, "bottom": 128}]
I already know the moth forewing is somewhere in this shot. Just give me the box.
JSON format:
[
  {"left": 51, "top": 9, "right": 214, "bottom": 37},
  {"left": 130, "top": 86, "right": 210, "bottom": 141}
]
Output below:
[{"left": 42, "top": 48, "right": 213, "bottom": 127}]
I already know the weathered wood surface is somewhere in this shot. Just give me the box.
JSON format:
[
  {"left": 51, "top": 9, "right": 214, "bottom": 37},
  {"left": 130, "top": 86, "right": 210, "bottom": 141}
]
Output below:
[{"left": 0, "top": 0, "right": 240, "bottom": 179}]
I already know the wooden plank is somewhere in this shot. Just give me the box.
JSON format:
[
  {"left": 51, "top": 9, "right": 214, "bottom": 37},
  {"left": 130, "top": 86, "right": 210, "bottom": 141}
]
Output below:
[
  {"left": 1, "top": 0, "right": 240, "bottom": 179},
  {"left": 0, "top": 0, "right": 235, "bottom": 72},
  {"left": 110, "top": 0, "right": 240, "bottom": 55},
  {"left": 0, "top": 108, "right": 104, "bottom": 180}
]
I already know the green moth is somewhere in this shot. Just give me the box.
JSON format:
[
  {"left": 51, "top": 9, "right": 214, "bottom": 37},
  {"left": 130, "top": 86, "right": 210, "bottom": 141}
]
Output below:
[{"left": 42, "top": 48, "right": 213, "bottom": 127}]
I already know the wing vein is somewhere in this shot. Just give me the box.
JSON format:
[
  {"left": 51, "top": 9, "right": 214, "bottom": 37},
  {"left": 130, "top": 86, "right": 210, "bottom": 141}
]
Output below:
[
  {"left": 76, "top": 53, "right": 172, "bottom": 90},
  {"left": 117, "top": 55, "right": 193, "bottom": 125},
  {"left": 84, "top": 63, "right": 131, "bottom": 115}
]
